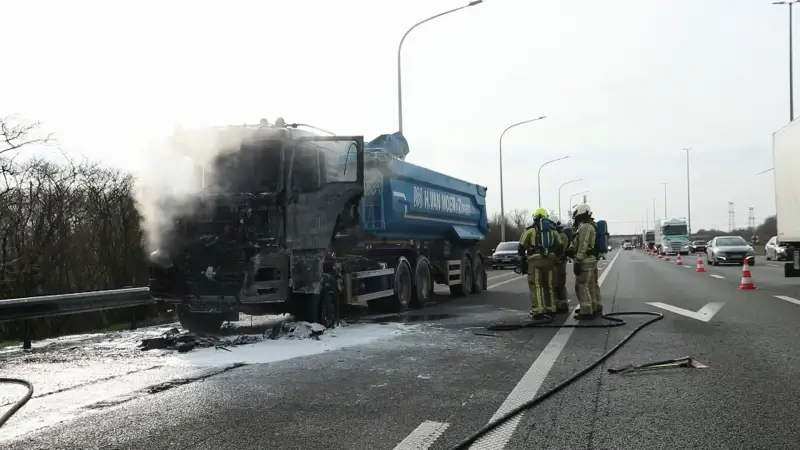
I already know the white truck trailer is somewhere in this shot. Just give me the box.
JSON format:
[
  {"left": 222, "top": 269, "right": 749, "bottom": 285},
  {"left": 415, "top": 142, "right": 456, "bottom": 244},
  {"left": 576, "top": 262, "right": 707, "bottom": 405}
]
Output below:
[{"left": 773, "top": 118, "right": 800, "bottom": 277}]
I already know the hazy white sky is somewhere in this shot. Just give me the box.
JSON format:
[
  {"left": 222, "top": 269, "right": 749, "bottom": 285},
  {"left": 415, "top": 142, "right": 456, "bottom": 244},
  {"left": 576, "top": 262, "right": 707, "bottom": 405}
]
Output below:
[{"left": 0, "top": 0, "right": 790, "bottom": 234}]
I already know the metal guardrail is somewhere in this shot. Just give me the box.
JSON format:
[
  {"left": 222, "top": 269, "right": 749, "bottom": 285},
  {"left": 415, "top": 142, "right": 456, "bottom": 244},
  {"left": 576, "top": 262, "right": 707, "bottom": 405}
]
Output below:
[
  {"left": 0, "top": 287, "right": 154, "bottom": 323},
  {"left": 0, "top": 287, "right": 155, "bottom": 350}
]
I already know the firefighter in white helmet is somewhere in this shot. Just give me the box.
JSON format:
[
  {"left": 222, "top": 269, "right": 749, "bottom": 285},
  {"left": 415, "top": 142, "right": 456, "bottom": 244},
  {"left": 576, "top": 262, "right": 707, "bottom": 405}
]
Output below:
[{"left": 569, "top": 203, "right": 602, "bottom": 319}]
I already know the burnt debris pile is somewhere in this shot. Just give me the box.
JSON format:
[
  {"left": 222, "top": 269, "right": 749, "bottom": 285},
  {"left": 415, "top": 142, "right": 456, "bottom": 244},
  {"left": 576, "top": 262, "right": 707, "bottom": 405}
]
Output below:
[{"left": 139, "top": 321, "right": 329, "bottom": 353}]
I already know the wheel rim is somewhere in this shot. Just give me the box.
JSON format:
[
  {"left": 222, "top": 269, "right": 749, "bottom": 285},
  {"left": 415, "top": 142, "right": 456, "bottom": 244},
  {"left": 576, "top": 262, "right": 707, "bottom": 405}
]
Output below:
[
  {"left": 398, "top": 264, "right": 412, "bottom": 307},
  {"left": 418, "top": 263, "right": 431, "bottom": 302},
  {"left": 474, "top": 260, "right": 484, "bottom": 290}
]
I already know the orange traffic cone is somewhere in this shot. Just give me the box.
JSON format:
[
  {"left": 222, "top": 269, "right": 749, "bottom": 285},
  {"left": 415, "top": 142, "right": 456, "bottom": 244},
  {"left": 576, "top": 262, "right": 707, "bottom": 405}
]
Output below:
[
  {"left": 676, "top": 254, "right": 683, "bottom": 266},
  {"left": 696, "top": 255, "right": 706, "bottom": 273},
  {"left": 738, "top": 259, "right": 756, "bottom": 290}
]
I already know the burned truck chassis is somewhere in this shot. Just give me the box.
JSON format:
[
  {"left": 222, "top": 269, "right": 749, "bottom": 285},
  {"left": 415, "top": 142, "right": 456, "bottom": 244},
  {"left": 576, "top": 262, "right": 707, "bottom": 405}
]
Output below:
[
  {"left": 153, "top": 242, "right": 486, "bottom": 333},
  {"left": 147, "top": 132, "right": 488, "bottom": 333}
]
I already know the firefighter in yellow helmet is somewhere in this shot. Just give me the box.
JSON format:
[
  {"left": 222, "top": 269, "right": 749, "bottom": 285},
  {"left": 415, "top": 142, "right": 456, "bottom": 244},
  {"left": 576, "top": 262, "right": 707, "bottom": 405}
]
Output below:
[
  {"left": 518, "top": 208, "right": 559, "bottom": 318},
  {"left": 569, "top": 203, "right": 602, "bottom": 319},
  {"left": 549, "top": 213, "right": 571, "bottom": 314}
]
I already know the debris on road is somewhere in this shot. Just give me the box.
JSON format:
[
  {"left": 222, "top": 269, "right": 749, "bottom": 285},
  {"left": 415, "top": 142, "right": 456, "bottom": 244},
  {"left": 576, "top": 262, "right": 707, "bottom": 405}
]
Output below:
[{"left": 139, "top": 321, "right": 330, "bottom": 353}]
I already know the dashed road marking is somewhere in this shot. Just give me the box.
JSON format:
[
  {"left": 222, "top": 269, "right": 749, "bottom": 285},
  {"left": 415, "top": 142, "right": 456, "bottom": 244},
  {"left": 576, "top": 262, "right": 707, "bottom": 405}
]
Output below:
[
  {"left": 467, "top": 250, "right": 622, "bottom": 449},
  {"left": 710, "top": 274, "right": 725, "bottom": 279},
  {"left": 774, "top": 295, "right": 800, "bottom": 306},
  {"left": 395, "top": 253, "right": 620, "bottom": 450},
  {"left": 393, "top": 421, "right": 450, "bottom": 450},
  {"left": 488, "top": 272, "right": 518, "bottom": 281},
  {"left": 767, "top": 263, "right": 779, "bottom": 267}
]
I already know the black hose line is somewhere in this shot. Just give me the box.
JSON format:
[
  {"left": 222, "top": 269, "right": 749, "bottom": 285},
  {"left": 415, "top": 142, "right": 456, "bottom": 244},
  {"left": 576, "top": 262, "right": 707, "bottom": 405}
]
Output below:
[
  {"left": 450, "top": 311, "right": 664, "bottom": 450},
  {"left": 0, "top": 378, "right": 34, "bottom": 428}
]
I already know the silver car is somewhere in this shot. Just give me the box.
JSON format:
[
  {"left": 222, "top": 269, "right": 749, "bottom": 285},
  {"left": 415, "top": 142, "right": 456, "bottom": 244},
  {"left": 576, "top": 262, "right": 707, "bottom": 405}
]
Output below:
[
  {"left": 491, "top": 241, "right": 520, "bottom": 269},
  {"left": 705, "top": 236, "right": 756, "bottom": 266},
  {"left": 765, "top": 236, "right": 788, "bottom": 261}
]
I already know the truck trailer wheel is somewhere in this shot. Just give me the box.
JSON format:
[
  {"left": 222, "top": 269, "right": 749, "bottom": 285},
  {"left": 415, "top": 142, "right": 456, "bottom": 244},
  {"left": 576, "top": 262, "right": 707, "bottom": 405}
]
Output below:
[
  {"left": 390, "top": 259, "right": 413, "bottom": 312},
  {"left": 411, "top": 257, "right": 432, "bottom": 308},
  {"left": 472, "top": 256, "right": 486, "bottom": 293},
  {"left": 449, "top": 255, "right": 473, "bottom": 297},
  {"left": 176, "top": 307, "right": 225, "bottom": 335}
]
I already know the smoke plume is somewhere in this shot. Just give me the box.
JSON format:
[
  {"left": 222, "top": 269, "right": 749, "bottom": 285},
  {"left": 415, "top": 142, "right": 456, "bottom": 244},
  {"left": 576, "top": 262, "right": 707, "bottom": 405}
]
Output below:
[{"left": 133, "top": 125, "right": 250, "bottom": 253}]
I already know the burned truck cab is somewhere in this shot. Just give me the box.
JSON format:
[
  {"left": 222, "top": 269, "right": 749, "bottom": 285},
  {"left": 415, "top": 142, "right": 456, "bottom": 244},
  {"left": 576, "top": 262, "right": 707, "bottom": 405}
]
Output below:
[{"left": 148, "top": 119, "right": 365, "bottom": 333}]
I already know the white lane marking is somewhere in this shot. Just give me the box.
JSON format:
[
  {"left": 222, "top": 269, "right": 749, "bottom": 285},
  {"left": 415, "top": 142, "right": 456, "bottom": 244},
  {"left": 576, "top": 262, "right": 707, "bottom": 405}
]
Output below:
[
  {"left": 468, "top": 250, "right": 622, "bottom": 450},
  {"left": 393, "top": 421, "right": 450, "bottom": 450},
  {"left": 395, "top": 259, "right": 614, "bottom": 449},
  {"left": 684, "top": 266, "right": 692, "bottom": 269},
  {"left": 710, "top": 274, "right": 725, "bottom": 279},
  {"left": 435, "top": 272, "right": 518, "bottom": 292},
  {"left": 774, "top": 295, "right": 800, "bottom": 306},
  {"left": 645, "top": 302, "right": 725, "bottom": 322},
  {"left": 767, "top": 263, "right": 779, "bottom": 267},
  {"left": 487, "top": 275, "right": 526, "bottom": 290},
  {"left": 488, "top": 272, "right": 517, "bottom": 281}
]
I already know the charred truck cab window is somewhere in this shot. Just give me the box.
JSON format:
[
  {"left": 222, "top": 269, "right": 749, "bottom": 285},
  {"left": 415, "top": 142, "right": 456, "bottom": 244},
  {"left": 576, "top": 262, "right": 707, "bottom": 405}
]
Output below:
[{"left": 209, "top": 139, "right": 284, "bottom": 194}]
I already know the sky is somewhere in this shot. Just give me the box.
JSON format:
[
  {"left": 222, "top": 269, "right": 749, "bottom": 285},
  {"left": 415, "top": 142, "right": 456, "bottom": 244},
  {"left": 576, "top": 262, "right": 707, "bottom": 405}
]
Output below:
[{"left": 0, "top": 0, "right": 790, "bottom": 234}]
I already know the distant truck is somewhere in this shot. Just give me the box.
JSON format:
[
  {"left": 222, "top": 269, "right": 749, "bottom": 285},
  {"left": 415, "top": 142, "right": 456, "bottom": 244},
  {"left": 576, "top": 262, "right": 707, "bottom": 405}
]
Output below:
[
  {"left": 657, "top": 218, "right": 691, "bottom": 256},
  {"left": 643, "top": 229, "right": 656, "bottom": 250},
  {"left": 773, "top": 118, "right": 800, "bottom": 277},
  {"left": 148, "top": 120, "right": 489, "bottom": 332}
]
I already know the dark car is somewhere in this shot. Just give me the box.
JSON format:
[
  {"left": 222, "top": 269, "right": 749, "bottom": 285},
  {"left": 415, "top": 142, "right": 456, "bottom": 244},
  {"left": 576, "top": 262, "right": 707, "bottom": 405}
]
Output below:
[
  {"left": 705, "top": 236, "right": 756, "bottom": 266},
  {"left": 689, "top": 240, "right": 707, "bottom": 254},
  {"left": 491, "top": 241, "right": 520, "bottom": 269}
]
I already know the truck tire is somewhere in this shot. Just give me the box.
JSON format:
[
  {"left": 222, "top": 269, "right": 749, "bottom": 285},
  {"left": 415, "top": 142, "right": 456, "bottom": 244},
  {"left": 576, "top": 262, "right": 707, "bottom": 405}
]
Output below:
[
  {"left": 411, "top": 257, "right": 432, "bottom": 308},
  {"left": 472, "top": 255, "right": 486, "bottom": 293},
  {"left": 449, "top": 255, "right": 473, "bottom": 297},
  {"left": 390, "top": 259, "right": 413, "bottom": 312},
  {"left": 176, "top": 307, "right": 225, "bottom": 335},
  {"left": 294, "top": 274, "right": 340, "bottom": 329}
]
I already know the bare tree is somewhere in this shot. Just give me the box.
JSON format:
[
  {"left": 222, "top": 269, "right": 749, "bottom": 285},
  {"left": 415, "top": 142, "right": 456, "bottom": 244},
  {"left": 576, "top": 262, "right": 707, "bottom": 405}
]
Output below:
[
  {"left": 0, "top": 115, "right": 54, "bottom": 156},
  {"left": 0, "top": 117, "right": 159, "bottom": 343}
]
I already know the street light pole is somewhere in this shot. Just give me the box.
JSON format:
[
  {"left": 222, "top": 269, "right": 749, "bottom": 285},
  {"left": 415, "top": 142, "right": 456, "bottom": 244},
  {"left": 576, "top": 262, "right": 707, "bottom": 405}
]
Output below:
[
  {"left": 569, "top": 190, "right": 589, "bottom": 216},
  {"left": 683, "top": 148, "right": 692, "bottom": 237},
  {"left": 537, "top": 156, "right": 570, "bottom": 207},
  {"left": 558, "top": 178, "right": 582, "bottom": 222},
  {"left": 774, "top": 1, "right": 799, "bottom": 121},
  {"left": 397, "top": 0, "right": 483, "bottom": 134},
  {"left": 661, "top": 182, "right": 668, "bottom": 217},
  {"left": 498, "top": 116, "right": 548, "bottom": 241}
]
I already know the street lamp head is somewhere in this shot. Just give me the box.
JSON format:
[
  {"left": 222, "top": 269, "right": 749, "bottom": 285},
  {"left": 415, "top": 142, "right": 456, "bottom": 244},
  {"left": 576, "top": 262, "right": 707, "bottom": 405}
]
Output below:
[
  {"left": 537, "top": 115, "right": 547, "bottom": 120},
  {"left": 468, "top": 0, "right": 483, "bottom": 5}
]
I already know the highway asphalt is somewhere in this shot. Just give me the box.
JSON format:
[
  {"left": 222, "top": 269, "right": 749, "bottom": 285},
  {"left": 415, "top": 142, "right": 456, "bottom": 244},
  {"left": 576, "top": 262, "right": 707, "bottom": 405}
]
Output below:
[{"left": 3, "top": 249, "right": 800, "bottom": 450}]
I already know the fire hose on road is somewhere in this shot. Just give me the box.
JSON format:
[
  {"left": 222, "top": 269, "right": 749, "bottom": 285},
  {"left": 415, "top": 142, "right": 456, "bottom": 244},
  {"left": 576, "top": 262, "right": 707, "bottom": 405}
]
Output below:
[{"left": 0, "top": 378, "right": 34, "bottom": 428}]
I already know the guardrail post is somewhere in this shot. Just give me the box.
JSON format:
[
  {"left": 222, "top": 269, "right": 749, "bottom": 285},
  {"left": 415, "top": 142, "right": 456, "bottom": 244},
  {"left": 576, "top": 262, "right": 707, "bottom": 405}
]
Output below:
[
  {"left": 130, "top": 308, "right": 137, "bottom": 330},
  {"left": 22, "top": 320, "right": 32, "bottom": 350}
]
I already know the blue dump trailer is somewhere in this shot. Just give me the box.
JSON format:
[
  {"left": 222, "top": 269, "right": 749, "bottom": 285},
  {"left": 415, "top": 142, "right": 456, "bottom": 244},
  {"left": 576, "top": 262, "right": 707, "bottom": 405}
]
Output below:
[
  {"left": 147, "top": 121, "right": 489, "bottom": 333},
  {"left": 335, "top": 133, "right": 490, "bottom": 310}
]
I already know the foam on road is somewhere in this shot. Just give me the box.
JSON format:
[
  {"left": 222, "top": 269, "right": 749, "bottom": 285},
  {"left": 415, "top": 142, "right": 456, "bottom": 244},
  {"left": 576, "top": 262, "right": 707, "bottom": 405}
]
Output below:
[{"left": 0, "top": 315, "right": 415, "bottom": 443}]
